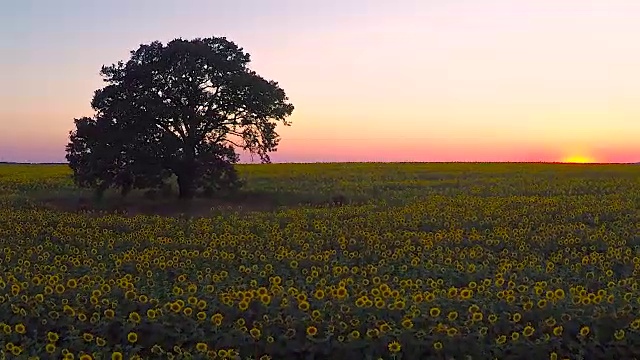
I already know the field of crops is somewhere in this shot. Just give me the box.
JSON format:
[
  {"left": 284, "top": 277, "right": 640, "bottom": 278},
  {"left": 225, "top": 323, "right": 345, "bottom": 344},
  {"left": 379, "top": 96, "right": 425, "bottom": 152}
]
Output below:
[{"left": 0, "top": 163, "right": 639, "bottom": 359}]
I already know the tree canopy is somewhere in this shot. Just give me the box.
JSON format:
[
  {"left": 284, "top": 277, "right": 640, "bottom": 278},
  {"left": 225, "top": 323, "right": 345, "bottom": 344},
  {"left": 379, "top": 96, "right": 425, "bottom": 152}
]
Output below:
[{"left": 66, "top": 36, "right": 294, "bottom": 199}]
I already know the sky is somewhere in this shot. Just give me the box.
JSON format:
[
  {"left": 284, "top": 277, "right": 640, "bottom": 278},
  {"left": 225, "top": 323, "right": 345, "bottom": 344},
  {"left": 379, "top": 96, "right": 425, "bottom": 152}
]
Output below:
[{"left": 1, "top": 0, "right": 639, "bottom": 163}]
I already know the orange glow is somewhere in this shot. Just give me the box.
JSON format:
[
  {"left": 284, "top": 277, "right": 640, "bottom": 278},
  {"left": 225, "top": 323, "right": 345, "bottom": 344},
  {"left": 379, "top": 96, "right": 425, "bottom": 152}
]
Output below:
[{"left": 561, "top": 155, "right": 597, "bottom": 164}]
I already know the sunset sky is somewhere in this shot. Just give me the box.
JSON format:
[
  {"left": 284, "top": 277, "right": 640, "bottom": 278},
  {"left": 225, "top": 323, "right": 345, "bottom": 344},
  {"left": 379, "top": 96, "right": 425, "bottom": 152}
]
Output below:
[{"left": 1, "top": 0, "right": 639, "bottom": 163}]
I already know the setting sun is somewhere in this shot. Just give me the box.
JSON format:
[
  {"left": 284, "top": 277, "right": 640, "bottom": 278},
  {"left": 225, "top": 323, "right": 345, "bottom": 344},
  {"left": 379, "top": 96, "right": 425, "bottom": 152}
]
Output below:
[{"left": 561, "top": 155, "right": 597, "bottom": 164}]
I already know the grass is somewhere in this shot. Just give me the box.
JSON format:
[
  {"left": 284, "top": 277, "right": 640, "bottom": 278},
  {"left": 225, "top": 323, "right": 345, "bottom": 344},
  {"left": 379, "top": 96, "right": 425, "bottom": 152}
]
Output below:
[{"left": 0, "top": 162, "right": 638, "bottom": 359}]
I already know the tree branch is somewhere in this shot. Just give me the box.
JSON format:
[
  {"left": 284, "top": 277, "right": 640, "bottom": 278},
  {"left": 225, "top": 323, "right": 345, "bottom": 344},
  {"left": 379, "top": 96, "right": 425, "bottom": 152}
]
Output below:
[
  {"left": 155, "top": 121, "right": 186, "bottom": 142},
  {"left": 224, "top": 138, "right": 244, "bottom": 148}
]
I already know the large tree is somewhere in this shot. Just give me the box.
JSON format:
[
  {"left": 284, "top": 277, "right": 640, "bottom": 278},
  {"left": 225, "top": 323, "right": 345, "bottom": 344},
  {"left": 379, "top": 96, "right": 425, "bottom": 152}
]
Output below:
[{"left": 66, "top": 36, "right": 294, "bottom": 199}]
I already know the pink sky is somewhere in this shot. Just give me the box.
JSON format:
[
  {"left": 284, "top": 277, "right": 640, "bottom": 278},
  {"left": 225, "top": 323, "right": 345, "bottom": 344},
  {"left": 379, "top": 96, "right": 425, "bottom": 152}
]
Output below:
[{"left": 1, "top": 0, "right": 639, "bottom": 163}]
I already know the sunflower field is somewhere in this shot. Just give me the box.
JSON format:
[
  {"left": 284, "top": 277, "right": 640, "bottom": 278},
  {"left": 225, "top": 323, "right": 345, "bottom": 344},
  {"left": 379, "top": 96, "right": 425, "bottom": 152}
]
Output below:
[{"left": 0, "top": 163, "right": 639, "bottom": 359}]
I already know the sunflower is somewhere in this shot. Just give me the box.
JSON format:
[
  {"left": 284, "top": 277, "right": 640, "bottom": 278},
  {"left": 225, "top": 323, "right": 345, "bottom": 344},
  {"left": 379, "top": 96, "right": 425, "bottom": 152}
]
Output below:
[
  {"left": 306, "top": 326, "right": 318, "bottom": 336},
  {"left": 512, "top": 313, "right": 522, "bottom": 322},
  {"left": 544, "top": 317, "right": 556, "bottom": 327},
  {"left": 579, "top": 326, "right": 590, "bottom": 337},
  {"left": 311, "top": 288, "right": 325, "bottom": 300},
  {"left": 250, "top": 328, "right": 261, "bottom": 339},
  {"left": 146, "top": 309, "right": 157, "bottom": 319},
  {"left": 471, "top": 312, "right": 483, "bottom": 322},
  {"left": 429, "top": 307, "right": 441, "bottom": 317},
  {"left": 336, "top": 287, "right": 348, "bottom": 298},
  {"left": 522, "top": 326, "right": 534, "bottom": 337},
  {"left": 128, "top": 312, "right": 141, "bottom": 323},
  {"left": 47, "top": 332, "right": 59, "bottom": 343},
  {"left": 388, "top": 341, "right": 401, "bottom": 353},
  {"left": 460, "top": 289, "right": 472, "bottom": 299},
  {"left": 298, "top": 301, "right": 310, "bottom": 311},
  {"left": 366, "top": 328, "right": 380, "bottom": 338},
  {"left": 127, "top": 332, "right": 138, "bottom": 343}
]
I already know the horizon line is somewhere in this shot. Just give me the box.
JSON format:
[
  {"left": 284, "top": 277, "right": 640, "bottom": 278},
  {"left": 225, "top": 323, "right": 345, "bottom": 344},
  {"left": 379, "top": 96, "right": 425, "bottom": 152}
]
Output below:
[{"left": 1, "top": 161, "right": 638, "bottom": 166}]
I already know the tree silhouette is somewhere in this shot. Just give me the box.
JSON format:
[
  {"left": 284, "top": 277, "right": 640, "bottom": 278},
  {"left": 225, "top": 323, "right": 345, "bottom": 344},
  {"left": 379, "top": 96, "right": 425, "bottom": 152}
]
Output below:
[{"left": 66, "top": 36, "right": 294, "bottom": 199}]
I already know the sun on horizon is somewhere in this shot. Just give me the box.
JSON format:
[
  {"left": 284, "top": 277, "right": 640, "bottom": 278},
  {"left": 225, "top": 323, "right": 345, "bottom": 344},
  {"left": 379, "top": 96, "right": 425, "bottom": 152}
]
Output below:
[{"left": 561, "top": 155, "right": 597, "bottom": 164}]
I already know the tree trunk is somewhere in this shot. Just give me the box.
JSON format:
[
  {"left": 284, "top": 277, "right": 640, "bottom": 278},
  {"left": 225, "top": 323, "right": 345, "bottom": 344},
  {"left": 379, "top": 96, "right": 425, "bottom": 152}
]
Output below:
[
  {"left": 177, "top": 142, "right": 197, "bottom": 200},
  {"left": 94, "top": 181, "right": 109, "bottom": 201},
  {"left": 177, "top": 173, "right": 195, "bottom": 200}
]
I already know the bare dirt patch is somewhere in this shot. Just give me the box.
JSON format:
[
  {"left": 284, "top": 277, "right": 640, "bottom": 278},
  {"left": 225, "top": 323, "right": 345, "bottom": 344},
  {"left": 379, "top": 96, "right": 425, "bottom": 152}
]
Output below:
[
  {"left": 39, "top": 195, "right": 281, "bottom": 217},
  {"left": 34, "top": 189, "right": 347, "bottom": 217}
]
